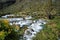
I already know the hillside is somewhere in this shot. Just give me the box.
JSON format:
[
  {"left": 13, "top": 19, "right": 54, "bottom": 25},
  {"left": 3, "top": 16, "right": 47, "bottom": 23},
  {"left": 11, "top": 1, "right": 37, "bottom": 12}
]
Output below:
[{"left": 0, "top": 0, "right": 59, "bottom": 18}]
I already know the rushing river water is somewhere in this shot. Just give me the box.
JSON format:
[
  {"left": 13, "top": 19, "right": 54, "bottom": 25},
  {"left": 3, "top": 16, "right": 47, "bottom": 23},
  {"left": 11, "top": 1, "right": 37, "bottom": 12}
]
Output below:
[{"left": 1, "top": 15, "right": 46, "bottom": 40}]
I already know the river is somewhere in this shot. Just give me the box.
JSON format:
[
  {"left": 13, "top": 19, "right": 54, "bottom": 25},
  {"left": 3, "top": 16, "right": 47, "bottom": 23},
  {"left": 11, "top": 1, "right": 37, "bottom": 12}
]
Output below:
[{"left": 1, "top": 14, "right": 46, "bottom": 40}]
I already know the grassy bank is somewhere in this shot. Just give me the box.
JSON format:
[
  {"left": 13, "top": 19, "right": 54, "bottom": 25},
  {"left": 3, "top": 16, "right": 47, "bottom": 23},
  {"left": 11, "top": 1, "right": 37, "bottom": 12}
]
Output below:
[{"left": 33, "top": 16, "right": 60, "bottom": 40}]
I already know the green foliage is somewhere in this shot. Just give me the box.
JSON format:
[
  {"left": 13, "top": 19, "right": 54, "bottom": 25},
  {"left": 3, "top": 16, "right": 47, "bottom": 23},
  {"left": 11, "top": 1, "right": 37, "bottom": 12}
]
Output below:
[
  {"left": 0, "top": 20, "right": 20, "bottom": 40},
  {"left": 0, "top": 31, "right": 7, "bottom": 40},
  {"left": 33, "top": 16, "right": 60, "bottom": 40},
  {"left": 0, "top": 20, "right": 28, "bottom": 40}
]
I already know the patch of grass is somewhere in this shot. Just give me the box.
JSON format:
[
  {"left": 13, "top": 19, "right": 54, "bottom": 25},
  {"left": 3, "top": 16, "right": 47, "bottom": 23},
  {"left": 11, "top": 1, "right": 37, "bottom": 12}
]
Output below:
[{"left": 33, "top": 16, "right": 60, "bottom": 40}]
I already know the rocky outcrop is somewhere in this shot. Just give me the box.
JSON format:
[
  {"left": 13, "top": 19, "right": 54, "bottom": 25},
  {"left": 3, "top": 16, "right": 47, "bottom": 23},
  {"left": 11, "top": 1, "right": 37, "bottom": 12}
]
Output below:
[{"left": 0, "top": 0, "right": 16, "bottom": 9}]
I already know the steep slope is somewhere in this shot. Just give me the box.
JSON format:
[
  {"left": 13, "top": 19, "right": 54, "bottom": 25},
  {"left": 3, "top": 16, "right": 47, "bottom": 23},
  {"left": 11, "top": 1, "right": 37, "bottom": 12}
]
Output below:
[
  {"left": 0, "top": 0, "right": 59, "bottom": 18},
  {"left": 0, "top": 0, "right": 48, "bottom": 16}
]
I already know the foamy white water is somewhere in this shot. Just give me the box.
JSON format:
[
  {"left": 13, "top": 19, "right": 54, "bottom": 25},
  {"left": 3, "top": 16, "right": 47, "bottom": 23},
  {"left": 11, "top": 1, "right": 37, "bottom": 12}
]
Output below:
[
  {"left": 23, "top": 19, "right": 46, "bottom": 40},
  {"left": 1, "top": 15, "right": 46, "bottom": 40}
]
